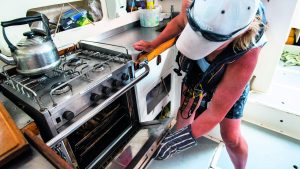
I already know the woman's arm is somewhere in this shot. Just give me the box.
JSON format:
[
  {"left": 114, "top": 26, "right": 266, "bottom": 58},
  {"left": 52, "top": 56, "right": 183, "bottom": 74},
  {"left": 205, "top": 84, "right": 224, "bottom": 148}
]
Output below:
[
  {"left": 191, "top": 47, "right": 262, "bottom": 138},
  {"left": 133, "top": 0, "right": 190, "bottom": 52}
]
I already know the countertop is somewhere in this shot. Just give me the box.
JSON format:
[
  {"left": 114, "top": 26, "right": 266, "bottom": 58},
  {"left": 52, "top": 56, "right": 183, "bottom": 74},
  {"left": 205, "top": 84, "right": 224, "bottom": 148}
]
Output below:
[
  {"left": 0, "top": 93, "right": 55, "bottom": 169},
  {"left": 0, "top": 19, "right": 171, "bottom": 169},
  {"left": 88, "top": 18, "right": 171, "bottom": 60}
]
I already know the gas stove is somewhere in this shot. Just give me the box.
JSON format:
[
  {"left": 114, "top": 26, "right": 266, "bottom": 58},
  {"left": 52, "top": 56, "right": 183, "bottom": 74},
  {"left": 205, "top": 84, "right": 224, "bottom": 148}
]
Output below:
[
  {"left": 0, "top": 40, "right": 176, "bottom": 169},
  {"left": 0, "top": 40, "right": 137, "bottom": 141}
]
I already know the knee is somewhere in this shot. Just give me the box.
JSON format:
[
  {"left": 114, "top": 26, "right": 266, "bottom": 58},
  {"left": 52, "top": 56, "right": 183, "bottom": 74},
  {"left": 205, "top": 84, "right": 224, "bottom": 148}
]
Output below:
[{"left": 221, "top": 131, "right": 241, "bottom": 147}]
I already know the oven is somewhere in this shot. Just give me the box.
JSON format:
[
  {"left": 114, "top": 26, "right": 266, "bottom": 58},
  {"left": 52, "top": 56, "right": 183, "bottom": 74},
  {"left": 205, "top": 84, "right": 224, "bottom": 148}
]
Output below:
[
  {"left": 47, "top": 83, "right": 174, "bottom": 169},
  {"left": 0, "top": 41, "right": 175, "bottom": 168}
]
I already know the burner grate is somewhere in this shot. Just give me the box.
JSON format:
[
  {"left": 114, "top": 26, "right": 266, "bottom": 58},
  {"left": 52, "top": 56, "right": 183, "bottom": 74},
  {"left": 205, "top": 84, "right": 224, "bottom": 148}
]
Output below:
[{"left": 1, "top": 41, "right": 131, "bottom": 110}]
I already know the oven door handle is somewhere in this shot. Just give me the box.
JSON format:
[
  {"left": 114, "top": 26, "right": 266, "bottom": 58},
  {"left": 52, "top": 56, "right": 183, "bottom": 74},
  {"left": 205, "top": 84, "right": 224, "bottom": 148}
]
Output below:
[{"left": 46, "top": 64, "right": 150, "bottom": 147}]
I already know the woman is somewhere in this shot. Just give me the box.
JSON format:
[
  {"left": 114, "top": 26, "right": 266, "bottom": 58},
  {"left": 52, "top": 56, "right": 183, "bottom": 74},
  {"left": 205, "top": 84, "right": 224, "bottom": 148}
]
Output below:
[{"left": 133, "top": 0, "right": 267, "bottom": 169}]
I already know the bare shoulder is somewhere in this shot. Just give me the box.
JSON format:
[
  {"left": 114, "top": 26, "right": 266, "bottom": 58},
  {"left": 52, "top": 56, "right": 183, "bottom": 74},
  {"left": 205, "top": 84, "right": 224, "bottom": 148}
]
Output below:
[
  {"left": 179, "top": 0, "right": 193, "bottom": 24},
  {"left": 229, "top": 47, "right": 261, "bottom": 71},
  {"left": 181, "top": 0, "right": 193, "bottom": 13},
  {"left": 182, "top": 0, "right": 193, "bottom": 9}
]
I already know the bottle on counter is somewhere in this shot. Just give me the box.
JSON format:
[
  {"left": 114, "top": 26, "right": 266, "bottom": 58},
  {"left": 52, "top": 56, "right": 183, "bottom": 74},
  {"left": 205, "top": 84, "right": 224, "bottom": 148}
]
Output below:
[
  {"left": 146, "top": 0, "right": 154, "bottom": 9},
  {"left": 136, "top": 0, "right": 146, "bottom": 9},
  {"left": 141, "top": 0, "right": 146, "bottom": 9}
]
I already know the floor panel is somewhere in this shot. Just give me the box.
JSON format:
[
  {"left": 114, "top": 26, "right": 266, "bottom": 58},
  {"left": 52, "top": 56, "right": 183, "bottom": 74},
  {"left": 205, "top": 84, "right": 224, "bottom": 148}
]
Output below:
[{"left": 218, "top": 122, "right": 300, "bottom": 169}]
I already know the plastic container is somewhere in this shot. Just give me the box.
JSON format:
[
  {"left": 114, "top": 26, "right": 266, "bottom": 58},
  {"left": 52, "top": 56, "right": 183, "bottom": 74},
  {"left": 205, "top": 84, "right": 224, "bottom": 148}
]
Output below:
[{"left": 139, "top": 8, "right": 160, "bottom": 27}]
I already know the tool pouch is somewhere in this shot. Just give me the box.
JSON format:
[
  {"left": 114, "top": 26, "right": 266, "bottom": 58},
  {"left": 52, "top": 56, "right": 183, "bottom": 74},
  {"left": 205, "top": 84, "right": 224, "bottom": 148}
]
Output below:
[
  {"left": 174, "top": 52, "right": 196, "bottom": 76},
  {"left": 176, "top": 84, "right": 206, "bottom": 129}
]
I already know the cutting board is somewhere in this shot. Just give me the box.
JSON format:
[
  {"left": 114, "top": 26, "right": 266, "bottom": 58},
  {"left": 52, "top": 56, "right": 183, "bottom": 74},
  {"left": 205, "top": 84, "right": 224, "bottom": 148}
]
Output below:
[{"left": 0, "top": 102, "right": 28, "bottom": 167}]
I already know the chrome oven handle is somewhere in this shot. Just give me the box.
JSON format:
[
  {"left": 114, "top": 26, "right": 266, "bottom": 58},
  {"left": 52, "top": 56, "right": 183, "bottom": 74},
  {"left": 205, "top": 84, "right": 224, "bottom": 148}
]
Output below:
[{"left": 47, "top": 64, "right": 150, "bottom": 147}]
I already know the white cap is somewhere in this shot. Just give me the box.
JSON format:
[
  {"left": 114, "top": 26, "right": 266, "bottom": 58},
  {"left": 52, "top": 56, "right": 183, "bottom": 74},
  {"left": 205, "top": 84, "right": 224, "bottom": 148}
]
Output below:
[{"left": 176, "top": 0, "right": 260, "bottom": 60}]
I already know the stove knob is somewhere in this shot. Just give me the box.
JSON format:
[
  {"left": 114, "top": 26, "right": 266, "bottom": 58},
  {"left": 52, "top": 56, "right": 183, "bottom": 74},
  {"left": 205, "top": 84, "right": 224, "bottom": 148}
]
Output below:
[
  {"left": 102, "top": 87, "right": 112, "bottom": 96},
  {"left": 90, "top": 93, "right": 102, "bottom": 102},
  {"left": 121, "top": 73, "right": 130, "bottom": 81},
  {"left": 63, "top": 111, "right": 75, "bottom": 121},
  {"left": 112, "top": 79, "right": 122, "bottom": 88}
]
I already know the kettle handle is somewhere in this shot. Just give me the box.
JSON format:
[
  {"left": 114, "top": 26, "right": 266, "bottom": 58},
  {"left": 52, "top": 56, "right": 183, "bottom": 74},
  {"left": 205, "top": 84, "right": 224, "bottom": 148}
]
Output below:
[{"left": 1, "top": 15, "right": 52, "bottom": 52}]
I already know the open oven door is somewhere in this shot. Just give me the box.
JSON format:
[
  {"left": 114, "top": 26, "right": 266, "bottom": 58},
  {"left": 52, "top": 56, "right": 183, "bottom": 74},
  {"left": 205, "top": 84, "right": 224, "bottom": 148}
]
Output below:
[{"left": 104, "top": 118, "right": 176, "bottom": 169}]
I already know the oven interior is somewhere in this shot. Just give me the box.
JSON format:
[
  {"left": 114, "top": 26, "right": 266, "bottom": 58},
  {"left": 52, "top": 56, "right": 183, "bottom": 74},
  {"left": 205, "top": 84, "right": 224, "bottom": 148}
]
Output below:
[{"left": 66, "top": 88, "right": 140, "bottom": 169}]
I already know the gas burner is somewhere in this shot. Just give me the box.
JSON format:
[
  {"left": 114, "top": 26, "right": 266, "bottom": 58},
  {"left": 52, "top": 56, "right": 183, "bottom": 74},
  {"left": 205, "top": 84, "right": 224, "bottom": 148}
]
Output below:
[
  {"left": 28, "top": 74, "right": 46, "bottom": 79},
  {"left": 51, "top": 81, "right": 72, "bottom": 95},
  {"left": 68, "top": 57, "right": 83, "bottom": 67},
  {"left": 93, "top": 64, "right": 105, "bottom": 72},
  {"left": 93, "top": 63, "right": 111, "bottom": 72},
  {"left": 82, "top": 50, "right": 97, "bottom": 56}
]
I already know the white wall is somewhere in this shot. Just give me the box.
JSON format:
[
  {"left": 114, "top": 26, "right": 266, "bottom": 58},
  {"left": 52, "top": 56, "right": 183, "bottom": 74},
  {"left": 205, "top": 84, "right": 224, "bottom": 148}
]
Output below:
[
  {"left": 292, "top": 0, "right": 300, "bottom": 29},
  {"left": 251, "top": 0, "right": 299, "bottom": 92}
]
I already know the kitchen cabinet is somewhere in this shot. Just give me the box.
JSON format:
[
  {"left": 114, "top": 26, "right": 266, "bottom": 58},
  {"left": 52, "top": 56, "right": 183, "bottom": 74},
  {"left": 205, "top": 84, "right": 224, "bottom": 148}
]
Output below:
[{"left": 135, "top": 46, "right": 182, "bottom": 122}]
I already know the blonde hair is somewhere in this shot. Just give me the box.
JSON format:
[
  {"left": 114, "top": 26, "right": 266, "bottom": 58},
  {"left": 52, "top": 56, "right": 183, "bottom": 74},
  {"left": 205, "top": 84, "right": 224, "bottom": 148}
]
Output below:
[{"left": 233, "top": 15, "right": 267, "bottom": 51}]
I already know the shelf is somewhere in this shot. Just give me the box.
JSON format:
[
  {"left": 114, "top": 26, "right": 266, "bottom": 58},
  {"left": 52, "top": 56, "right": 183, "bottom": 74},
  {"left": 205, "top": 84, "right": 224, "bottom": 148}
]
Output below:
[{"left": 27, "top": 0, "right": 103, "bottom": 35}]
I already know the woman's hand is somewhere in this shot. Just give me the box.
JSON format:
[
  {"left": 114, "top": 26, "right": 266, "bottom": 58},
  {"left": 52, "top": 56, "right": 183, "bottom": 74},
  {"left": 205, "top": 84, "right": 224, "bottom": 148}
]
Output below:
[
  {"left": 154, "top": 125, "right": 197, "bottom": 160},
  {"left": 133, "top": 40, "right": 156, "bottom": 52}
]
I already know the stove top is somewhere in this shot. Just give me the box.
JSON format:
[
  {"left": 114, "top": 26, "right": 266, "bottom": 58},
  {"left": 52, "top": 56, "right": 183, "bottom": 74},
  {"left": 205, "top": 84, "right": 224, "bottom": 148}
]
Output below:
[
  {"left": 1, "top": 41, "right": 131, "bottom": 111},
  {"left": 0, "top": 41, "right": 137, "bottom": 138}
]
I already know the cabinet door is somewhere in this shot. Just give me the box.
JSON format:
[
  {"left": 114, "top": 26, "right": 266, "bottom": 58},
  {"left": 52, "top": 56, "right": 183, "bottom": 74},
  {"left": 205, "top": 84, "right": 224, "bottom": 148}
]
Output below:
[{"left": 135, "top": 47, "right": 177, "bottom": 122}]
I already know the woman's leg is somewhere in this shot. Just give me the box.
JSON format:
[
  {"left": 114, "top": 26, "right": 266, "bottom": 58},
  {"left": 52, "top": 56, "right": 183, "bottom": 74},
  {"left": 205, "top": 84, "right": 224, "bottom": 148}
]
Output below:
[{"left": 220, "top": 118, "right": 248, "bottom": 169}]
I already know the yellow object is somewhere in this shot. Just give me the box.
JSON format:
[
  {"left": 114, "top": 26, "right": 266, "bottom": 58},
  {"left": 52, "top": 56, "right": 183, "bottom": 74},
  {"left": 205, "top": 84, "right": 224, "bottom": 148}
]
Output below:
[
  {"left": 289, "top": 28, "right": 296, "bottom": 37},
  {"left": 286, "top": 37, "right": 295, "bottom": 45},
  {"left": 77, "top": 17, "right": 90, "bottom": 26},
  {"left": 286, "top": 28, "right": 296, "bottom": 45},
  {"left": 136, "top": 37, "right": 176, "bottom": 64},
  {"left": 146, "top": 0, "right": 154, "bottom": 9}
]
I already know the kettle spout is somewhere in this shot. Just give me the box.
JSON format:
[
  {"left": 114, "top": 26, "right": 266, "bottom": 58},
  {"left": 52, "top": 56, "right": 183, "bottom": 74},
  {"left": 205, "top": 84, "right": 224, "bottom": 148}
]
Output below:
[{"left": 0, "top": 53, "right": 16, "bottom": 65}]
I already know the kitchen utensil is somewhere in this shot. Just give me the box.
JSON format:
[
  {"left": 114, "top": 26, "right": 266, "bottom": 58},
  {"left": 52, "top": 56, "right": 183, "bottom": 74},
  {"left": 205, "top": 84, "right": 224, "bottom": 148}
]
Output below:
[
  {"left": 26, "top": 11, "right": 50, "bottom": 36},
  {"left": 0, "top": 15, "right": 61, "bottom": 75}
]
